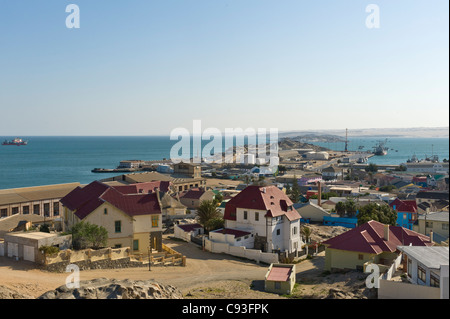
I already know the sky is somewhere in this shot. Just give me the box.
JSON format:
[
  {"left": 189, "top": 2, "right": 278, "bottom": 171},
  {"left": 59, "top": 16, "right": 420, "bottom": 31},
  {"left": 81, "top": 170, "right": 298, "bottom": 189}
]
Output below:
[{"left": 0, "top": 0, "right": 448, "bottom": 136}]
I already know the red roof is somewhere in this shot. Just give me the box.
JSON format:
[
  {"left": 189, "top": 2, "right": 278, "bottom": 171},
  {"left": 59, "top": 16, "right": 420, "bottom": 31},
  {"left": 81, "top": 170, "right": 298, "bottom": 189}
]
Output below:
[
  {"left": 212, "top": 228, "right": 252, "bottom": 238},
  {"left": 181, "top": 188, "right": 208, "bottom": 200},
  {"left": 267, "top": 265, "right": 293, "bottom": 282},
  {"left": 323, "top": 220, "right": 432, "bottom": 254},
  {"left": 61, "top": 181, "right": 161, "bottom": 220},
  {"left": 224, "top": 185, "right": 301, "bottom": 222},
  {"left": 112, "top": 181, "right": 171, "bottom": 194},
  {"left": 390, "top": 198, "right": 417, "bottom": 213}
]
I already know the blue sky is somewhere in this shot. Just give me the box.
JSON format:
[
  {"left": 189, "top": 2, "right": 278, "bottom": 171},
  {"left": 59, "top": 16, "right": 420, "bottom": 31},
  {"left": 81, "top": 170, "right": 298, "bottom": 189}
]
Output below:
[{"left": 0, "top": 0, "right": 448, "bottom": 136}]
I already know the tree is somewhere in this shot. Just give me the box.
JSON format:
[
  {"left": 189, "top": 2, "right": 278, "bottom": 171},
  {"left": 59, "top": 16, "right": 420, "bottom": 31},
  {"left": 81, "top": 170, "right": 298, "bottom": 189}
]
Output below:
[
  {"left": 345, "top": 199, "right": 358, "bottom": 217},
  {"left": 301, "top": 226, "right": 312, "bottom": 243},
  {"left": 213, "top": 192, "right": 224, "bottom": 206},
  {"left": 335, "top": 202, "right": 346, "bottom": 217},
  {"left": 196, "top": 200, "right": 222, "bottom": 233},
  {"left": 365, "top": 163, "right": 378, "bottom": 173},
  {"left": 70, "top": 221, "right": 108, "bottom": 250},
  {"left": 205, "top": 217, "right": 225, "bottom": 232},
  {"left": 289, "top": 176, "right": 301, "bottom": 203},
  {"left": 357, "top": 203, "right": 396, "bottom": 226}
]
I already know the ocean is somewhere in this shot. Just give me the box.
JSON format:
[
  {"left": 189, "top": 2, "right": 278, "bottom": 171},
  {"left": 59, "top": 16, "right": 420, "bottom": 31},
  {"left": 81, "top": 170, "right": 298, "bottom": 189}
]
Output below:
[{"left": 0, "top": 136, "right": 448, "bottom": 190}]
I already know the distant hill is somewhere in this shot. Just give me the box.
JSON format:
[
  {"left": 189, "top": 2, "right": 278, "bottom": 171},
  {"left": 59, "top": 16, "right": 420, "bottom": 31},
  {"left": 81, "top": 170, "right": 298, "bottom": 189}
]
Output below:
[
  {"left": 279, "top": 138, "right": 330, "bottom": 152},
  {"left": 279, "top": 127, "right": 449, "bottom": 139}
]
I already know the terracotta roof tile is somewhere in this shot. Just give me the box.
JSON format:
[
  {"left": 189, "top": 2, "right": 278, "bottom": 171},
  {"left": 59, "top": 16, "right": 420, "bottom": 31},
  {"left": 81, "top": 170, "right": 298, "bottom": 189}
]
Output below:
[{"left": 323, "top": 220, "right": 432, "bottom": 254}]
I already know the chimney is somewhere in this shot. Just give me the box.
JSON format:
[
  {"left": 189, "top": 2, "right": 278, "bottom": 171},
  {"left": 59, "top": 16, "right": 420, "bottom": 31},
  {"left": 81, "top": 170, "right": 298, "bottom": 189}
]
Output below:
[
  {"left": 384, "top": 224, "right": 390, "bottom": 241},
  {"left": 317, "top": 181, "right": 322, "bottom": 207},
  {"left": 429, "top": 230, "right": 434, "bottom": 243}
]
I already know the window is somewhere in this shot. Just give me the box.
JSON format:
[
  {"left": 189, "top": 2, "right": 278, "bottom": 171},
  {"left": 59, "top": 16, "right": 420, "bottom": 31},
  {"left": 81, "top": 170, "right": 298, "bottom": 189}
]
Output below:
[
  {"left": 443, "top": 223, "right": 449, "bottom": 231},
  {"left": 276, "top": 229, "right": 280, "bottom": 236},
  {"left": 1, "top": 208, "right": 7, "bottom": 217},
  {"left": 133, "top": 240, "right": 139, "bottom": 251},
  {"left": 53, "top": 203, "right": 59, "bottom": 216},
  {"left": 22, "top": 206, "right": 30, "bottom": 215},
  {"left": 430, "top": 273, "right": 440, "bottom": 288},
  {"left": 426, "top": 221, "right": 433, "bottom": 228},
  {"left": 274, "top": 282, "right": 281, "bottom": 290},
  {"left": 34, "top": 204, "right": 40, "bottom": 215},
  {"left": 114, "top": 244, "right": 122, "bottom": 248},
  {"left": 358, "top": 254, "right": 364, "bottom": 260},
  {"left": 243, "top": 211, "right": 248, "bottom": 220},
  {"left": 293, "top": 227, "right": 297, "bottom": 235},
  {"left": 236, "top": 237, "right": 241, "bottom": 242},
  {"left": 255, "top": 212, "right": 259, "bottom": 221},
  {"left": 12, "top": 207, "right": 19, "bottom": 215},
  {"left": 104, "top": 208, "right": 108, "bottom": 215},
  {"left": 115, "top": 221, "right": 122, "bottom": 233},
  {"left": 408, "top": 259, "right": 412, "bottom": 278},
  {"left": 44, "top": 203, "right": 50, "bottom": 217},
  {"left": 418, "top": 266, "right": 426, "bottom": 282},
  {"left": 152, "top": 216, "right": 159, "bottom": 228}
]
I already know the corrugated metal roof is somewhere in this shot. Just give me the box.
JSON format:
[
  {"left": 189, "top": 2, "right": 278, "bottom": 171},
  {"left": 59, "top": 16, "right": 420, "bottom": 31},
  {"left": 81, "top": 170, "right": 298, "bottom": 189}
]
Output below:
[
  {"left": 0, "top": 183, "right": 80, "bottom": 206},
  {"left": 398, "top": 246, "right": 449, "bottom": 269}
]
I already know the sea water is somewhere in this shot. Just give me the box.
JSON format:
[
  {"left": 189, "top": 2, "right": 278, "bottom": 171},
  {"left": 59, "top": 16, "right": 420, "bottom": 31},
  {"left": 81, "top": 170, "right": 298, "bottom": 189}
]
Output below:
[{"left": 0, "top": 136, "right": 448, "bottom": 190}]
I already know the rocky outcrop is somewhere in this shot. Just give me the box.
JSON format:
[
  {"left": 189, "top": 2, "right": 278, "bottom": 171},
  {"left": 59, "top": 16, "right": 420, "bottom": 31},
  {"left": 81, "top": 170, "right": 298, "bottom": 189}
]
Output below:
[
  {"left": 0, "top": 286, "right": 34, "bottom": 299},
  {"left": 38, "top": 278, "right": 183, "bottom": 299}
]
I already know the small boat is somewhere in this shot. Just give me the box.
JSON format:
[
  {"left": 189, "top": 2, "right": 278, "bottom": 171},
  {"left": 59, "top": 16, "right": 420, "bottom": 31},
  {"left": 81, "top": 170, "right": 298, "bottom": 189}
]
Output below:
[{"left": 2, "top": 137, "right": 28, "bottom": 146}]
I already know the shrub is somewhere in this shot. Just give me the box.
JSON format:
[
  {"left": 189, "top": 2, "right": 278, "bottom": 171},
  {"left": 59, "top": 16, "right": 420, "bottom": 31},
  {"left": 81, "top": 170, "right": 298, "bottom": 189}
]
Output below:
[{"left": 39, "top": 245, "right": 60, "bottom": 255}]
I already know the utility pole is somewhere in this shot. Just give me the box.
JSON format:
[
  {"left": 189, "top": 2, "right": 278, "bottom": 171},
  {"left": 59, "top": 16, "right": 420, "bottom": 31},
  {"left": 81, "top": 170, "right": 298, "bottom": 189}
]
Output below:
[{"left": 346, "top": 128, "right": 349, "bottom": 152}]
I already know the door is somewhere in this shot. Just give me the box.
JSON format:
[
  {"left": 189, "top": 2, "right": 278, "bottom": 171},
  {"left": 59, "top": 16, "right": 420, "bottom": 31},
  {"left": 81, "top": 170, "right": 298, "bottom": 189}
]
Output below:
[
  {"left": 23, "top": 245, "right": 35, "bottom": 262},
  {"left": 7, "top": 243, "right": 18, "bottom": 258}
]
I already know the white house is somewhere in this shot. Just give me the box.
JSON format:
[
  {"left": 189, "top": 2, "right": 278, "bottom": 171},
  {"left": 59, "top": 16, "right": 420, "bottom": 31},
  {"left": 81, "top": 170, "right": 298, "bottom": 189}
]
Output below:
[
  {"left": 397, "top": 246, "right": 449, "bottom": 299},
  {"left": 223, "top": 185, "right": 302, "bottom": 253}
]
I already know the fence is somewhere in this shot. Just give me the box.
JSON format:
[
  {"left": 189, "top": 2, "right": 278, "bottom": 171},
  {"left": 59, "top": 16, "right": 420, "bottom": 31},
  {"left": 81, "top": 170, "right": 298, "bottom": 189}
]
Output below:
[
  {"left": 43, "top": 247, "right": 131, "bottom": 265},
  {"left": 204, "top": 237, "right": 279, "bottom": 264},
  {"left": 323, "top": 216, "right": 358, "bottom": 228},
  {"left": 378, "top": 280, "right": 440, "bottom": 299}
]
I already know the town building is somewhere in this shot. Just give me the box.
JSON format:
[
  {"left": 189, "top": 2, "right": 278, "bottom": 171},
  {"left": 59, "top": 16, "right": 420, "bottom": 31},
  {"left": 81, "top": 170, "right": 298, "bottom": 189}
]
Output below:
[
  {"left": 2, "top": 231, "right": 72, "bottom": 262},
  {"left": 0, "top": 183, "right": 80, "bottom": 219},
  {"left": 396, "top": 246, "right": 449, "bottom": 299},
  {"left": 405, "top": 162, "right": 449, "bottom": 174},
  {"left": 101, "top": 171, "right": 207, "bottom": 193},
  {"left": 414, "top": 211, "right": 449, "bottom": 243},
  {"left": 293, "top": 202, "right": 330, "bottom": 223},
  {"left": 321, "top": 166, "right": 344, "bottom": 181},
  {"left": 264, "top": 263, "right": 296, "bottom": 295},
  {"left": 179, "top": 188, "right": 215, "bottom": 210},
  {"left": 389, "top": 198, "right": 418, "bottom": 230},
  {"left": 224, "top": 185, "right": 302, "bottom": 253},
  {"left": 415, "top": 191, "right": 449, "bottom": 207},
  {"left": 323, "top": 220, "right": 432, "bottom": 272},
  {"left": 173, "top": 162, "right": 202, "bottom": 178},
  {"left": 61, "top": 181, "right": 165, "bottom": 254}
]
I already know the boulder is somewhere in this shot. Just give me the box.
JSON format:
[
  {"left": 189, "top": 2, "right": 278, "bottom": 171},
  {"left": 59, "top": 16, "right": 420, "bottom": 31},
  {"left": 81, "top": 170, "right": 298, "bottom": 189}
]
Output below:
[{"left": 38, "top": 278, "right": 183, "bottom": 299}]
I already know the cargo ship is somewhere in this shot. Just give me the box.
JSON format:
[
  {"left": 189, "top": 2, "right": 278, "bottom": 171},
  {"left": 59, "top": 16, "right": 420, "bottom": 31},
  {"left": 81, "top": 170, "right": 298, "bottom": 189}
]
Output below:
[
  {"left": 2, "top": 138, "right": 28, "bottom": 146},
  {"left": 372, "top": 139, "right": 388, "bottom": 156}
]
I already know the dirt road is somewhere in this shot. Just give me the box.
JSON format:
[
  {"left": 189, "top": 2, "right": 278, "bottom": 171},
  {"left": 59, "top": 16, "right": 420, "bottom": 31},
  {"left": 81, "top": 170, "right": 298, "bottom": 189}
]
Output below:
[{"left": 0, "top": 237, "right": 324, "bottom": 299}]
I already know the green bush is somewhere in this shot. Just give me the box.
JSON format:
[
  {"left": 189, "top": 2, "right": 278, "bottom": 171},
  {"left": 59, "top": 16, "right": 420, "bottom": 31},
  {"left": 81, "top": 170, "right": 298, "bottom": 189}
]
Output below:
[{"left": 39, "top": 245, "right": 60, "bottom": 255}]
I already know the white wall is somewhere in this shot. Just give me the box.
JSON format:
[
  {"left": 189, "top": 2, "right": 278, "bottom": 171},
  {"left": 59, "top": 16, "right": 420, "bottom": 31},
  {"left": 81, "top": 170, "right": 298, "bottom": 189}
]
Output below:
[{"left": 204, "top": 237, "right": 278, "bottom": 264}]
